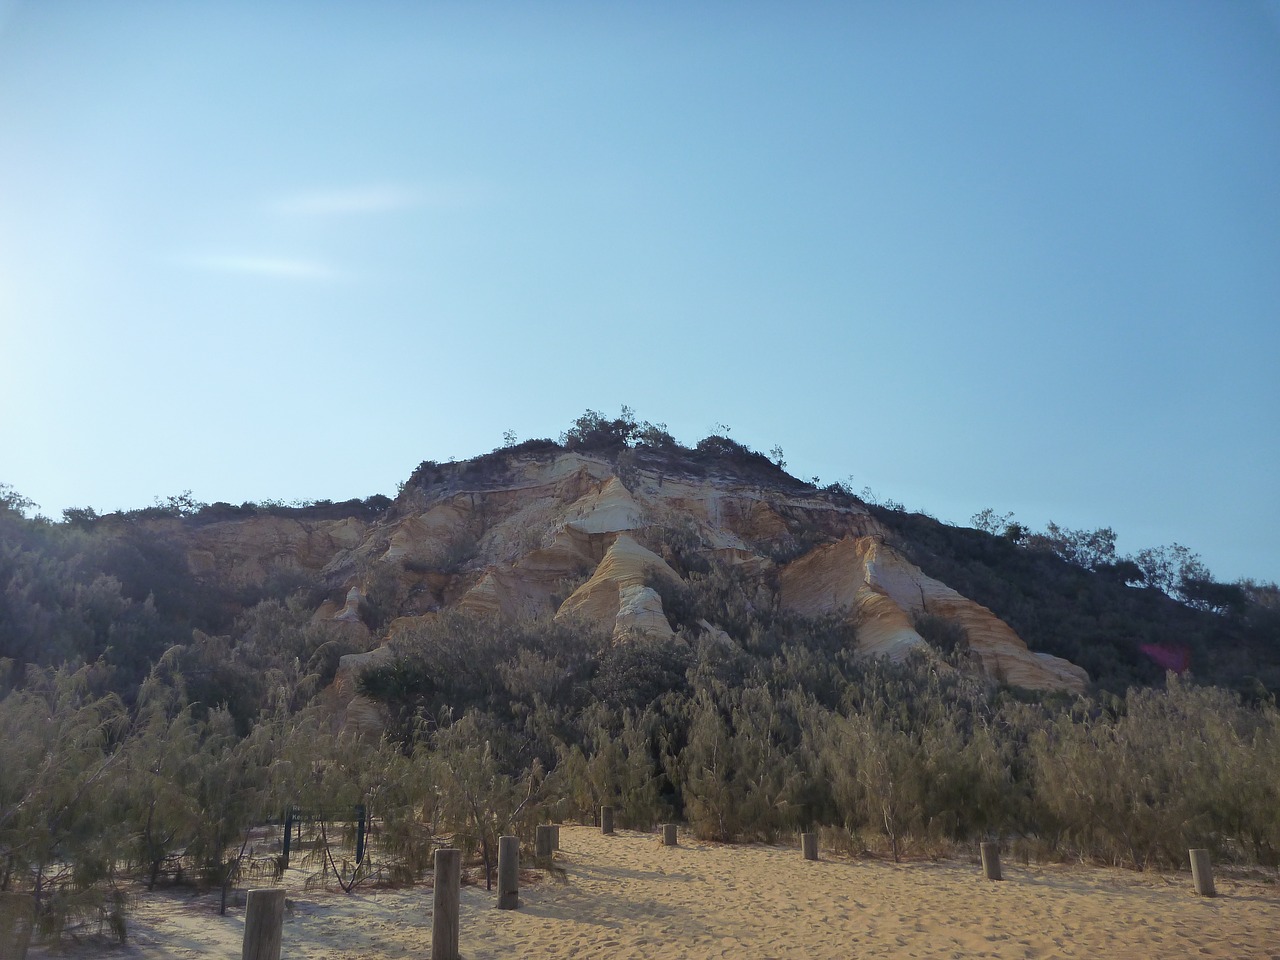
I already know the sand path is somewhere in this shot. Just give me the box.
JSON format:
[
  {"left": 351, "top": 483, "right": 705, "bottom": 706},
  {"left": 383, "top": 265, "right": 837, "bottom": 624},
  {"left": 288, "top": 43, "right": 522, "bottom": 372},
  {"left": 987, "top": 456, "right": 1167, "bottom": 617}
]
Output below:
[{"left": 50, "top": 826, "right": 1279, "bottom": 959}]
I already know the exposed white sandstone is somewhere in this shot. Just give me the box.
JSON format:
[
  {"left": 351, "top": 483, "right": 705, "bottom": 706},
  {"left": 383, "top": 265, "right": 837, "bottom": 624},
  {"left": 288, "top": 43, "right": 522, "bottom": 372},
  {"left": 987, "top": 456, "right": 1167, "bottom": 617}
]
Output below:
[
  {"left": 161, "top": 451, "right": 1087, "bottom": 696},
  {"left": 556, "top": 534, "right": 681, "bottom": 637},
  {"left": 614, "top": 584, "right": 676, "bottom": 639},
  {"left": 780, "top": 536, "right": 1087, "bottom": 692}
]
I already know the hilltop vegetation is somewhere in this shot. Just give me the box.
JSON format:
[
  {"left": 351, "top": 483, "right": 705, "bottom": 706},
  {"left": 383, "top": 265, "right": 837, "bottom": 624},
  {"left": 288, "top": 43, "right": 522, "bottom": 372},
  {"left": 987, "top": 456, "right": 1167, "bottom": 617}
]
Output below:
[
  {"left": 1, "top": 413, "right": 1278, "bottom": 951},
  {"left": 869, "top": 504, "right": 1280, "bottom": 696}
]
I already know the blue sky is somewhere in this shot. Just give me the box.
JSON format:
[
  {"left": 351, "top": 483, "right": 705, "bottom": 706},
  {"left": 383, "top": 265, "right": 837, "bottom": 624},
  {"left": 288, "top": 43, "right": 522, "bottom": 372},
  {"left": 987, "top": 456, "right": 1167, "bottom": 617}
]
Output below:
[{"left": 1, "top": 1, "right": 1277, "bottom": 584}]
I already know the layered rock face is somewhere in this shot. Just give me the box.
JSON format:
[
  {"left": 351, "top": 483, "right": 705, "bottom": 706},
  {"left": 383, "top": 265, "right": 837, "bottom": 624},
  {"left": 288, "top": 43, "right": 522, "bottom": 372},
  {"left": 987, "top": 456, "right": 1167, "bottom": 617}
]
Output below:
[
  {"left": 170, "top": 450, "right": 1089, "bottom": 716},
  {"left": 779, "top": 537, "right": 1087, "bottom": 690},
  {"left": 183, "top": 515, "right": 367, "bottom": 584}
]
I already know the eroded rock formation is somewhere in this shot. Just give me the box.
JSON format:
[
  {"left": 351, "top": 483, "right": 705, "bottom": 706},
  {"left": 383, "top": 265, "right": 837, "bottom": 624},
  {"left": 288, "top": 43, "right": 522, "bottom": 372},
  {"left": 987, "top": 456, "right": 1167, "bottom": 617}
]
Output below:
[
  {"left": 166, "top": 449, "right": 1089, "bottom": 726},
  {"left": 779, "top": 537, "right": 1087, "bottom": 690}
]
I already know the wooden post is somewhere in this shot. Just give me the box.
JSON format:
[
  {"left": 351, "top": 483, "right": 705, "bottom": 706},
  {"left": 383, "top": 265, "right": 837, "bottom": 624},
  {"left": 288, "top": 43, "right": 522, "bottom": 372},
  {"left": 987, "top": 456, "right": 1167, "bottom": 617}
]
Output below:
[
  {"left": 497, "top": 835, "right": 519, "bottom": 909},
  {"left": 1189, "top": 848, "right": 1216, "bottom": 897},
  {"left": 354, "top": 803, "right": 367, "bottom": 865},
  {"left": 662, "top": 823, "right": 678, "bottom": 846},
  {"left": 242, "top": 888, "right": 285, "bottom": 960},
  {"left": 980, "top": 841, "right": 1003, "bottom": 881},
  {"left": 535, "top": 825, "right": 554, "bottom": 859},
  {"left": 551, "top": 825, "right": 560, "bottom": 850},
  {"left": 431, "top": 848, "right": 461, "bottom": 960},
  {"left": 802, "top": 832, "right": 818, "bottom": 861},
  {"left": 281, "top": 808, "right": 293, "bottom": 869},
  {"left": 601, "top": 805, "right": 615, "bottom": 835}
]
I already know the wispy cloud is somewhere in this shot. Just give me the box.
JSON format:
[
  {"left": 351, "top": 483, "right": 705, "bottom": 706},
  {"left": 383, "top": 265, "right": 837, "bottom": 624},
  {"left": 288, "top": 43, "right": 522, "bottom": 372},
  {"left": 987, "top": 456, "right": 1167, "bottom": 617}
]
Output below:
[
  {"left": 178, "top": 254, "right": 345, "bottom": 281},
  {"left": 270, "top": 180, "right": 494, "bottom": 216},
  {"left": 272, "top": 184, "right": 424, "bottom": 216}
]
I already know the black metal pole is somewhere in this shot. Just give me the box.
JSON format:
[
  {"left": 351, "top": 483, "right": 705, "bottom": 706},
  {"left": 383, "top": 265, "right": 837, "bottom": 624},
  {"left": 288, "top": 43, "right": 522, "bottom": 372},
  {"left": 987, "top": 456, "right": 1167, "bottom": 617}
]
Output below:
[
  {"left": 282, "top": 806, "right": 293, "bottom": 868},
  {"left": 355, "top": 804, "right": 367, "bottom": 865}
]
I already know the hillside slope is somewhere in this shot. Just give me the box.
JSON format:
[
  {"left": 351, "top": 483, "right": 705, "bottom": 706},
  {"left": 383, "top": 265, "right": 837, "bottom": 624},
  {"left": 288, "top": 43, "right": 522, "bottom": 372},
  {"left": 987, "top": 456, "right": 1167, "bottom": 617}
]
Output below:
[
  {"left": 150, "top": 445, "right": 1088, "bottom": 719},
  {"left": 6, "top": 425, "right": 1271, "bottom": 714}
]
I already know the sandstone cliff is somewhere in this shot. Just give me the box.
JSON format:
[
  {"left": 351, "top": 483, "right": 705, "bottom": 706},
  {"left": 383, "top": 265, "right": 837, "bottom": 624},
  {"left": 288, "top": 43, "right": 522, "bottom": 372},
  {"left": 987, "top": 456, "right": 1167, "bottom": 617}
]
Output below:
[{"left": 166, "top": 448, "right": 1089, "bottom": 724}]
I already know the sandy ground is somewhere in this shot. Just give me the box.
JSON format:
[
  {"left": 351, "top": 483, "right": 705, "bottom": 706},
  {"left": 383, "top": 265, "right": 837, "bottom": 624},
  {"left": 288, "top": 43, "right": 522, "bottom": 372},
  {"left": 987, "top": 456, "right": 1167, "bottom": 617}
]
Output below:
[{"left": 37, "top": 826, "right": 1280, "bottom": 959}]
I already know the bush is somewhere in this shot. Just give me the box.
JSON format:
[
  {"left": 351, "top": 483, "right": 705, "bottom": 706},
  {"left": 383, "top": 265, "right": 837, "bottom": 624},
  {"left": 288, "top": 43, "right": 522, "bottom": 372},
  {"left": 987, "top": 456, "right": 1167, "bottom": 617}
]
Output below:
[{"left": 560, "top": 407, "right": 638, "bottom": 452}]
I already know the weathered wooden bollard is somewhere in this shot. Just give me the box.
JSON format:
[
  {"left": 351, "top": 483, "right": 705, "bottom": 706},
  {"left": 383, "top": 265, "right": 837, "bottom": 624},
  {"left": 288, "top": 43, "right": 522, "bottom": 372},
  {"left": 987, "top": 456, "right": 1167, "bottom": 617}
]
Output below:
[
  {"left": 601, "top": 805, "right": 615, "bottom": 835},
  {"left": 980, "top": 841, "right": 1003, "bottom": 881},
  {"left": 281, "top": 807, "right": 293, "bottom": 869},
  {"left": 535, "top": 825, "right": 555, "bottom": 859},
  {"left": 1189, "top": 848, "right": 1216, "bottom": 897},
  {"left": 497, "top": 835, "right": 520, "bottom": 909},
  {"left": 242, "top": 888, "right": 285, "bottom": 960},
  {"left": 431, "top": 848, "right": 461, "bottom": 960},
  {"left": 662, "top": 823, "right": 678, "bottom": 846},
  {"left": 551, "top": 824, "right": 560, "bottom": 850},
  {"left": 354, "top": 803, "right": 367, "bottom": 865},
  {"left": 802, "top": 832, "right": 818, "bottom": 861}
]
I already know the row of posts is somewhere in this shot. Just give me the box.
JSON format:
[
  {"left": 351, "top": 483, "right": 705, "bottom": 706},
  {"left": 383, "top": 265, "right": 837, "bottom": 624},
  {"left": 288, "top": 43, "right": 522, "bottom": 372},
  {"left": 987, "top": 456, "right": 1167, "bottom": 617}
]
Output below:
[
  {"left": 600, "top": 807, "right": 683, "bottom": 849},
  {"left": 239, "top": 816, "right": 1219, "bottom": 960},
  {"left": 976, "top": 841, "right": 1216, "bottom": 895}
]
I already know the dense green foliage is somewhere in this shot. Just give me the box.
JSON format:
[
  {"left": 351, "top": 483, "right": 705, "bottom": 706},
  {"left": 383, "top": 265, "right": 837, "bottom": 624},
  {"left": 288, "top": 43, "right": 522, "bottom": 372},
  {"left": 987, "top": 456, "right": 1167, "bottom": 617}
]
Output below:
[
  {"left": 1, "top": 502, "right": 228, "bottom": 695},
  {"left": 2, "top": 415, "right": 1279, "bottom": 951},
  {"left": 869, "top": 504, "right": 1280, "bottom": 696},
  {"left": 5, "top": 619, "right": 1280, "bottom": 951}
]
